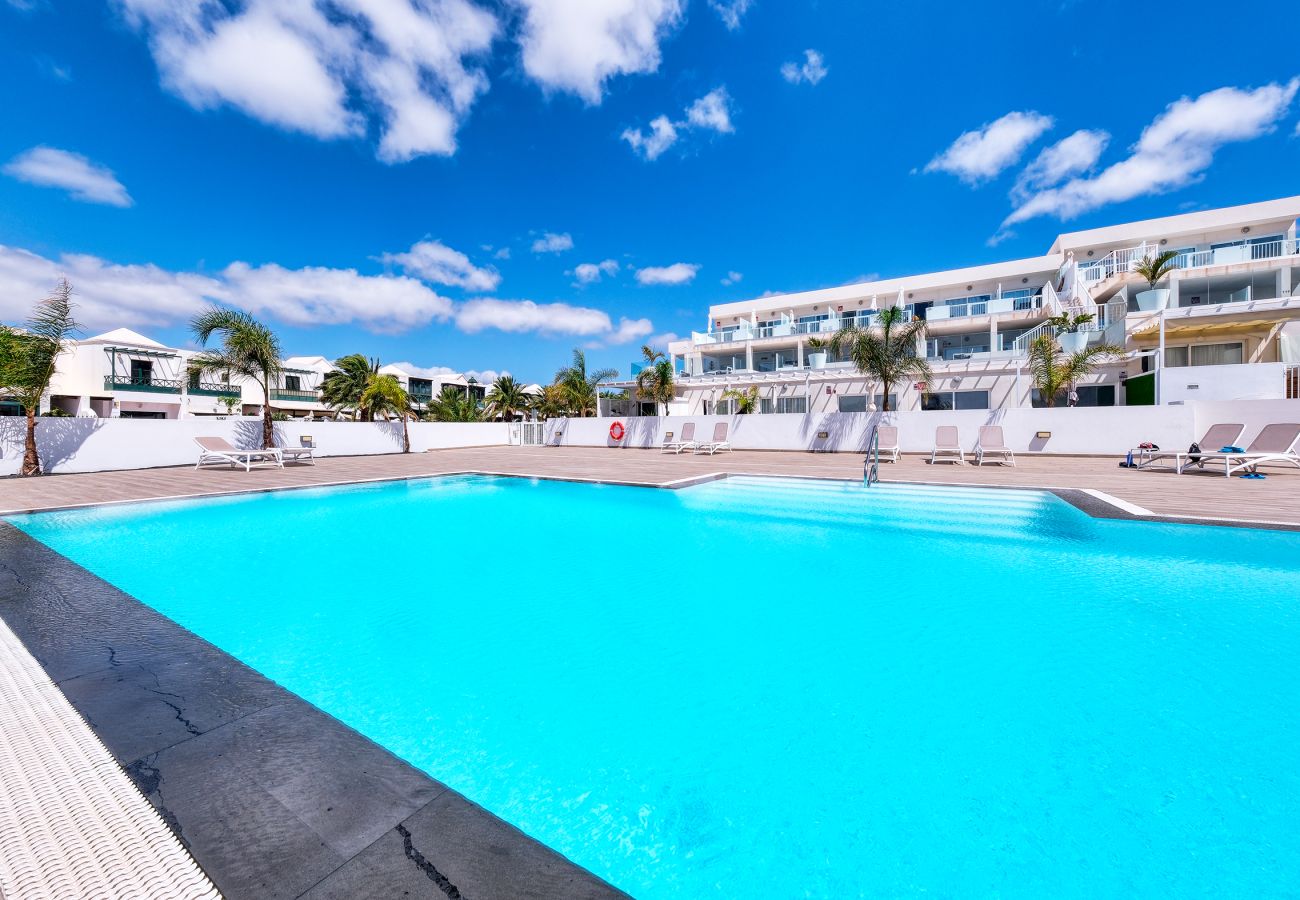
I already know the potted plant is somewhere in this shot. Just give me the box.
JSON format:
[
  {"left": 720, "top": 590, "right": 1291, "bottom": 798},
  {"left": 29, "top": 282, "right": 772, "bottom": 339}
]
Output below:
[
  {"left": 1133, "top": 250, "right": 1179, "bottom": 312},
  {"left": 806, "top": 337, "right": 829, "bottom": 370},
  {"left": 1045, "top": 312, "right": 1095, "bottom": 354}
]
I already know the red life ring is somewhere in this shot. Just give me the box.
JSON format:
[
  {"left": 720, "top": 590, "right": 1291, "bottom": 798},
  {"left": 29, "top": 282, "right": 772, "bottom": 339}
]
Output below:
[{"left": 609, "top": 421, "right": 625, "bottom": 441}]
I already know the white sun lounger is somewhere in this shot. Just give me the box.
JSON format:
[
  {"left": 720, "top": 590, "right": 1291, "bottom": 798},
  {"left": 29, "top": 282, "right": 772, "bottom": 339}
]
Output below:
[
  {"left": 974, "top": 425, "right": 1015, "bottom": 466},
  {"left": 662, "top": 422, "right": 698, "bottom": 454},
  {"left": 874, "top": 425, "right": 900, "bottom": 462},
  {"left": 1177, "top": 423, "right": 1300, "bottom": 476},
  {"left": 693, "top": 422, "right": 732, "bottom": 455},
  {"left": 280, "top": 434, "right": 316, "bottom": 465},
  {"left": 1133, "top": 423, "right": 1244, "bottom": 470},
  {"left": 194, "top": 436, "right": 283, "bottom": 472},
  {"left": 930, "top": 425, "right": 964, "bottom": 464}
]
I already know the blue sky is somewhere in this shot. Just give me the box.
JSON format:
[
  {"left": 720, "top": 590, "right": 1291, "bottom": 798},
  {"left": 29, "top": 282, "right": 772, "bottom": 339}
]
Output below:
[{"left": 2, "top": 0, "right": 1297, "bottom": 383}]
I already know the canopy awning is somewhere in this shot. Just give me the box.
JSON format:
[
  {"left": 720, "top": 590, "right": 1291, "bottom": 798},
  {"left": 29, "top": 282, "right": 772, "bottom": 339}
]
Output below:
[
  {"left": 103, "top": 346, "right": 177, "bottom": 358},
  {"left": 1131, "top": 316, "right": 1299, "bottom": 340}
]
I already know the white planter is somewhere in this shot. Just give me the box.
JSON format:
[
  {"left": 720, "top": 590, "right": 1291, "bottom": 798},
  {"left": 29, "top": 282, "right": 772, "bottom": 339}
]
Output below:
[
  {"left": 1135, "top": 288, "right": 1170, "bottom": 312},
  {"left": 807, "top": 351, "right": 828, "bottom": 370},
  {"left": 1058, "top": 331, "right": 1088, "bottom": 354}
]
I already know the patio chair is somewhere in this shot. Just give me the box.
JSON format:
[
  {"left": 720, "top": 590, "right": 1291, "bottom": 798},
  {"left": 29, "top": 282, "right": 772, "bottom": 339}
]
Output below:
[
  {"left": 1133, "top": 423, "right": 1244, "bottom": 470},
  {"left": 194, "top": 437, "right": 283, "bottom": 472},
  {"left": 930, "top": 425, "right": 964, "bottom": 464},
  {"left": 974, "top": 425, "right": 1015, "bottom": 466},
  {"left": 280, "top": 434, "right": 316, "bottom": 465},
  {"left": 661, "top": 422, "right": 699, "bottom": 454},
  {"left": 693, "top": 422, "right": 732, "bottom": 455},
  {"left": 1178, "top": 423, "right": 1300, "bottom": 476},
  {"left": 873, "top": 425, "right": 900, "bottom": 462}
]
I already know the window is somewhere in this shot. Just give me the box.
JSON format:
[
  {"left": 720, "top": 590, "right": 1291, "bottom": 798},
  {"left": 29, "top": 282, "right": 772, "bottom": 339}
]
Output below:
[
  {"left": 1165, "top": 342, "right": 1242, "bottom": 368},
  {"left": 873, "top": 393, "right": 898, "bottom": 410},
  {"left": 1189, "top": 342, "right": 1243, "bottom": 367},
  {"left": 775, "top": 396, "right": 807, "bottom": 414},
  {"left": 704, "top": 399, "right": 734, "bottom": 415},
  {"left": 837, "top": 394, "right": 867, "bottom": 413},
  {"left": 285, "top": 374, "right": 302, "bottom": 391},
  {"left": 129, "top": 360, "right": 152, "bottom": 385},
  {"left": 921, "top": 390, "right": 989, "bottom": 410}
]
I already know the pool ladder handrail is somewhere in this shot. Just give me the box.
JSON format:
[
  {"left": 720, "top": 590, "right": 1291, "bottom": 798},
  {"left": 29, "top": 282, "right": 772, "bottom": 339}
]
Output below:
[{"left": 864, "top": 427, "right": 880, "bottom": 487}]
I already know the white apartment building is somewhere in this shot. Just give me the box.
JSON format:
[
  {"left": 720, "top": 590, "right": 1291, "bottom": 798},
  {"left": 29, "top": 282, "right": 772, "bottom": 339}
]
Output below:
[
  {"left": 29, "top": 329, "right": 499, "bottom": 420},
  {"left": 635, "top": 196, "right": 1300, "bottom": 416}
]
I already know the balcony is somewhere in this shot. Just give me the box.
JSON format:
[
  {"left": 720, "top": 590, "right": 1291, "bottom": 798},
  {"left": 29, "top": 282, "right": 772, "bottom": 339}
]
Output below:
[
  {"left": 188, "top": 382, "right": 241, "bottom": 397},
  {"left": 105, "top": 375, "right": 182, "bottom": 394},
  {"left": 270, "top": 388, "right": 322, "bottom": 402},
  {"left": 1077, "top": 238, "right": 1300, "bottom": 289},
  {"left": 926, "top": 293, "right": 1043, "bottom": 320}
]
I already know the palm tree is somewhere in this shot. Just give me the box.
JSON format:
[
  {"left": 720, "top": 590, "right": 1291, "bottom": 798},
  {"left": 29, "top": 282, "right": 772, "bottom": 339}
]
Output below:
[
  {"left": 1133, "top": 250, "right": 1181, "bottom": 290},
  {"left": 534, "top": 383, "right": 570, "bottom": 419},
  {"left": 1027, "top": 334, "right": 1121, "bottom": 407},
  {"left": 720, "top": 385, "right": 758, "bottom": 414},
  {"left": 426, "top": 385, "right": 483, "bottom": 422},
  {"left": 188, "top": 307, "right": 283, "bottom": 449},
  {"left": 554, "top": 348, "right": 617, "bottom": 417},
  {"left": 0, "top": 278, "right": 80, "bottom": 476},
  {"left": 483, "top": 375, "right": 531, "bottom": 421},
  {"left": 320, "top": 354, "right": 379, "bottom": 421},
  {"left": 634, "top": 345, "right": 675, "bottom": 416},
  {"left": 359, "top": 373, "right": 414, "bottom": 452},
  {"left": 829, "top": 306, "right": 930, "bottom": 412}
]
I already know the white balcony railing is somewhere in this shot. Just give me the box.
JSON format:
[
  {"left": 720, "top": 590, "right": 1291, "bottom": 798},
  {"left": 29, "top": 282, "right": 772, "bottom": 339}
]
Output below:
[{"left": 1078, "top": 238, "right": 1300, "bottom": 288}]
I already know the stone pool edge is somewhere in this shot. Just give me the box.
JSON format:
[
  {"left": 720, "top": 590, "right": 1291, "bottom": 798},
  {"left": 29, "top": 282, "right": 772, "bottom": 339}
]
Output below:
[{"left": 0, "top": 522, "right": 630, "bottom": 900}]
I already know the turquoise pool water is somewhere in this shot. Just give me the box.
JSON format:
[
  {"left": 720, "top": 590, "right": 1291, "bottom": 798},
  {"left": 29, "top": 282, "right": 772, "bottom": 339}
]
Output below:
[{"left": 9, "top": 475, "right": 1300, "bottom": 898}]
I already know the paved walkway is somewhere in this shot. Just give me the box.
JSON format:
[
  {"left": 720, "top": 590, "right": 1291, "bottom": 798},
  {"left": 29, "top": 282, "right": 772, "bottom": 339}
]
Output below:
[{"left": 0, "top": 447, "right": 1296, "bottom": 526}]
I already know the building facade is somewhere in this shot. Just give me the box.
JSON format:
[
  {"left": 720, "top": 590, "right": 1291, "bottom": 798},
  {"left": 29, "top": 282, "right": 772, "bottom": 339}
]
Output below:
[{"left": 642, "top": 197, "right": 1300, "bottom": 416}]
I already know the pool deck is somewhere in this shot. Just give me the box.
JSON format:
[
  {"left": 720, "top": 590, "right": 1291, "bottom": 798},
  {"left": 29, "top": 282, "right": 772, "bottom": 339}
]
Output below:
[
  {"left": 1, "top": 445, "right": 1297, "bottom": 527},
  {"left": 1, "top": 446, "right": 1298, "bottom": 898}
]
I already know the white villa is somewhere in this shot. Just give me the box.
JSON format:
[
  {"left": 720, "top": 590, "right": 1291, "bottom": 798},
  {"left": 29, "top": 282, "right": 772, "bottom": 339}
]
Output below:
[
  {"left": 24, "top": 330, "right": 506, "bottom": 420},
  {"left": 621, "top": 196, "right": 1300, "bottom": 416}
]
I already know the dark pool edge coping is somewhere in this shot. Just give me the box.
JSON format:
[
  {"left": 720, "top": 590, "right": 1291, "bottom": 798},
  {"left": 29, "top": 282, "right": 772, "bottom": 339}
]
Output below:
[{"left": 0, "top": 523, "right": 630, "bottom": 900}]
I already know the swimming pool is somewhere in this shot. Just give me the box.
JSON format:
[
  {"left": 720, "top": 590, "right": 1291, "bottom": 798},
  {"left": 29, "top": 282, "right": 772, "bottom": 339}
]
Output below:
[{"left": 8, "top": 475, "right": 1300, "bottom": 897}]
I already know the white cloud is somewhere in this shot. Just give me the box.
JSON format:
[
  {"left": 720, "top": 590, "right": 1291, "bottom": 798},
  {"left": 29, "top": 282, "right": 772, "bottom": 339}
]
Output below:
[
  {"left": 219, "top": 261, "right": 454, "bottom": 333},
  {"left": 622, "top": 115, "right": 679, "bottom": 160},
  {"left": 624, "top": 87, "right": 733, "bottom": 160},
  {"left": 531, "top": 231, "right": 574, "bottom": 253},
  {"left": 465, "top": 369, "right": 505, "bottom": 383},
  {"left": 647, "top": 331, "right": 680, "bottom": 348},
  {"left": 708, "top": 0, "right": 751, "bottom": 29},
  {"left": 493, "top": 246, "right": 511, "bottom": 259},
  {"left": 573, "top": 259, "right": 620, "bottom": 284},
  {"left": 780, "top": 49, "right": 827, "bottom": 86},
  {"left": 116, "top": 0, "right": 498, "bottom": 162},
  {"left": 0, "top": 244, "right": 215, "bottom": 330},
  {"left": 925, "top": 110, "right": 1054, "bottom": 184},
  {"left": 636, "top": 262, "right": 698, "bottom": 285},
  {"left": 389, "top": 361, "right": 459, "bottom": 379},
  {"left": 606, "top": 316, "right": 653, "bottom": 343},
  {"left": 686, "top": 87, "right": 733, "bottom": 133},
  {"left": 1013, "top": 129, "right": 1109, "bottom": 200},
  {"left": 379, "top": 239, "right": 500, "bottom": 291},
  {"left": 455, "top": 297, "right": 611, "bottom": 335},
  {"left": 512, "top": 0, "right": 684, "bottom": 104},
  {"left": 721, "top": 270, "right": 742, "bottom": 286},
  {"left": 4, "top": 147, "right": 133, "bottom": 207},
  {"left": 1004, "top": 80, "right": 1299, "bottom": 227}
]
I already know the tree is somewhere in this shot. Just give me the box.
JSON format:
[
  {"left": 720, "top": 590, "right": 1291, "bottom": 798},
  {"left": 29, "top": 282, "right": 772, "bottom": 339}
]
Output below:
[
  {"left": 1044, "top": 312, "right": 1096, "bottom": 334},
  {"left": 0, "top": 279, "right": 80, "bottom": 476},
  {"left": 188, "top": 307, "right": 283, "bottom": 449},
  {"left": 829, "top": 306, "right": 930, "bottom": 412},
  {"left": 634, "top": 345, "right": 675, "bottom": 416},
  {"left": 1027, "top": 334, "right": 1121, "bottom": 407},
  {"left": 534, "top": 383, "right": 570, "bottom": 420},
  {"left": 554, "top": 348, "right": 617, "bottom": 417},
  {"left": 321, "top": 354, "right": 379, "bottom": 421},
  {"left": 359, "top": 373, "right": 414, "bottom": 452},
  {"left": 1133, "top": 250, "right": 1181, "bottom": 290},
  {"left": 483, "top": 375, "right": 531, "bottom": 421},
  {"left": 426, "top": 385, "right": 483, "bottom": 422},
  {"left": 720, "top": 385, "right": 758, "bottom": 414}
]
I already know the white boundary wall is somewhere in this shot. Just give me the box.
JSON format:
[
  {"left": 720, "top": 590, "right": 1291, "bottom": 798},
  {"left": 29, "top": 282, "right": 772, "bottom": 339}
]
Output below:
[
  {"left": 0, "top": 417, "right": 510, "bottom": 475},
  {"left": 548, "top": 399, "right": 1300, "bottom": 455}
]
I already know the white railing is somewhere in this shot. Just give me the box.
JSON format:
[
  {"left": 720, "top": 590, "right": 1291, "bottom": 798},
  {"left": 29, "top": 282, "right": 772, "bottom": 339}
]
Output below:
[{"left": 1078, "top": 238, "right": 1300, "bottom": 288}]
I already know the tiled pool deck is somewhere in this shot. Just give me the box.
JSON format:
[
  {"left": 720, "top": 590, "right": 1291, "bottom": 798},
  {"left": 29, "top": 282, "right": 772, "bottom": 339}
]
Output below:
[
  {"left": 1, "top": 446, "right": 1297, "bottom": 899},
  {"left": 2, "top": 446, "right": 1297, "bottom": 526}
]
